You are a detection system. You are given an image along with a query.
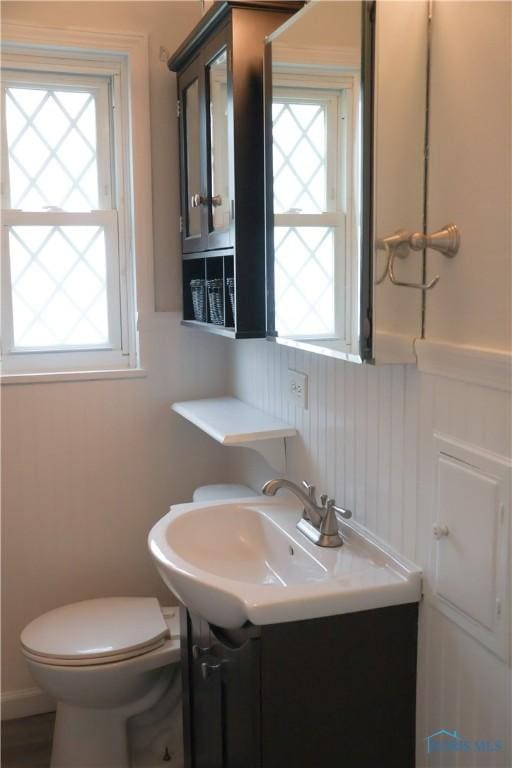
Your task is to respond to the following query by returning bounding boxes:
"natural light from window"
[272,92,339,338]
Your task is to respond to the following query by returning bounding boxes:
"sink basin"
[148,497,421,628]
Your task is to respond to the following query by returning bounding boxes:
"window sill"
[0,368,147,385]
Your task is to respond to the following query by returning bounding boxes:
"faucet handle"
[302,481,317,503]
[319,500,340,536]
[326,498,352,520]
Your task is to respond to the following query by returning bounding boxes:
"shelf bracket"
[236,438,287,474]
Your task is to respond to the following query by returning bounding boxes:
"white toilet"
[20,597,181,768]
[21,485,257,767]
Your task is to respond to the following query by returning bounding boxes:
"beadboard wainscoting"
[228,338,512,768]
[1,312,231,714]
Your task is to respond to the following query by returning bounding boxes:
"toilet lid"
[21,597,170,664]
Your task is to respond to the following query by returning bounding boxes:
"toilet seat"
[21,597,170,667]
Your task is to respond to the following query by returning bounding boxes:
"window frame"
[0,26,153,381]
[272,72,358,344]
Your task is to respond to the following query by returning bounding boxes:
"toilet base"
[49,666,177,768]
[51,702,130,768]
[129,667,183,767]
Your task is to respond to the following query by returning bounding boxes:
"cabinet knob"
[191,193,207,208]
[211,194,223,207]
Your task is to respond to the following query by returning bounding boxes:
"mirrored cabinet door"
[178,29,233,255]
[265,0,370,362]
[204,29,233,251]
[180,64,207,253]
[207,48,231,239]
[265,0,430,364]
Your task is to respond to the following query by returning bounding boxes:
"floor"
[1,712,55,768]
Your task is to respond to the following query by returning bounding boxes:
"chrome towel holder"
[375,224,460,290]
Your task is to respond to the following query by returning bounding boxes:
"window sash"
[1,210,123,359]
[272,86,343,215]
[274,218,346,341]
[1,70,113,213]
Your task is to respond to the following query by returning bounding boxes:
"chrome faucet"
[262,478,323,525]
[261,478,352,548]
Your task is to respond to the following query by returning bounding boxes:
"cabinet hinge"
[179,215,183,233]
[176,99,181,118]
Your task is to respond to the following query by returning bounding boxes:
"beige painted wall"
[2,0,203,312]
[426,1,511,352]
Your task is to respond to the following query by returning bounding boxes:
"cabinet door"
[185,612,261,768]
[179,57,208,253]
[204,29,233,251]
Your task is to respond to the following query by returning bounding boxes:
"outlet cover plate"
[288,369,308,409]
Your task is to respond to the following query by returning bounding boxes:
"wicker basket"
[190,279,206,322]
[207,278,224,325]
[226,277,235,319]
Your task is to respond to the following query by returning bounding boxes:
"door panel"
[206,46,231,248]
[179,58,208,253]
[205,33,233,250]
[185,612,261,768]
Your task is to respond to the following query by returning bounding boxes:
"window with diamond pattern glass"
[272,93,338,338]
[272,100,327,214]
[5,86,101,212]
[2,76,113,351]
[8,225,109,348]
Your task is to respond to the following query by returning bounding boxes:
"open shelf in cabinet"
[183,252,250,337]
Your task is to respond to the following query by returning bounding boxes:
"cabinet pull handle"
[192,644,210,660]
[200,660,223,680]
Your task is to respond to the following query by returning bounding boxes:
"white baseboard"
[1,687,55,721]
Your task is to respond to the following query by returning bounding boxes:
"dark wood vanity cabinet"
[181,603,419,768]
[168,1,301,338]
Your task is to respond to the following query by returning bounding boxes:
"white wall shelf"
[171,396,296,472]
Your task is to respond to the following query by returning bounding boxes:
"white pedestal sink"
[148,497,421,628]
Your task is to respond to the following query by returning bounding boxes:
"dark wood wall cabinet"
[169,1,302,338]
[181,603,419,768]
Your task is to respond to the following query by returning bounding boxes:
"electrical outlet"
[288,369,308,409]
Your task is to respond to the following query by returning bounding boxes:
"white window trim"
[0,23,155,383]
